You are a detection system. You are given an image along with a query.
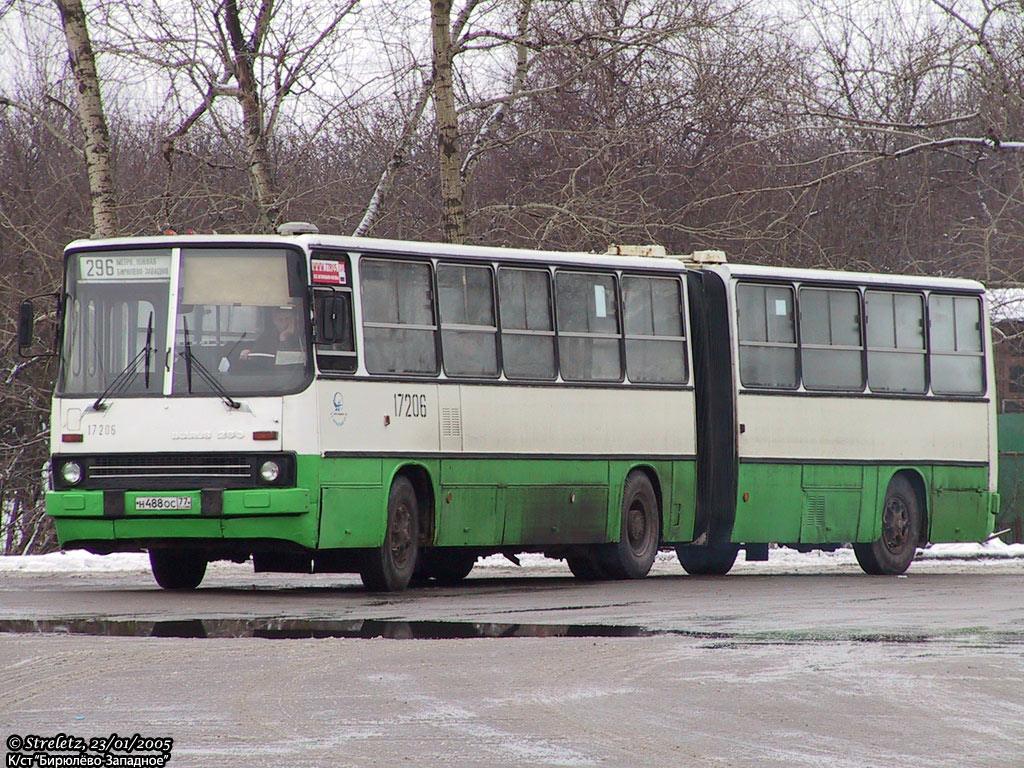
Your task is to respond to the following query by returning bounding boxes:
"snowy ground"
[2,539,1022,575]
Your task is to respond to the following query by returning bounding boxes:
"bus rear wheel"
[149,549,207,590]
[676,542,739,576]
[600,472,660,579]
[854,475,921,576]
[361,476,420,592]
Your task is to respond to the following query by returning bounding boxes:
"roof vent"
[277,221,319,236]
[681,249,727,264]
[606,244,667,259]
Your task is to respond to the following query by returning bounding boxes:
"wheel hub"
[390,504,414,566]
[882,496,910,552]
[627,502,648,551]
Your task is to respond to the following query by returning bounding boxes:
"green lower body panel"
[929,465,996,543]
[430,458,695,548]
[732,461,994,545]
[48,455,699,554]
[320,457,697,549]
[319,485,387,548]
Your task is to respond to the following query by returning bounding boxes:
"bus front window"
[172,248,311,396]
[58,250,172,397]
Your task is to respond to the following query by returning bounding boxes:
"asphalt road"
[3,554,1024,767]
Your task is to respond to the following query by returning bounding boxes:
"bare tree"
[378,0,738,245]
[352,83,433,237]
[222,0,278,232]
[55,0,118,237]
[696,0,1024,276]
[430,0,469,244]
[110,0,358,233]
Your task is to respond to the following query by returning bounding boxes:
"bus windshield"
[58,246,312,398]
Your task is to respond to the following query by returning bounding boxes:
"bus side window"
[555,271,622,382]
[865,290,926,393]
[497,267,556,380]
[737,283,798,389]
[622,275,687,384]
[314,289,356,373]
[437,263,498,377]
[799,287,864,391]
[929,294,984,395]
[361,258,439,375]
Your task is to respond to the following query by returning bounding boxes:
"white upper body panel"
[52,397,284,454]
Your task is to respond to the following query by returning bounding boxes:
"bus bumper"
[46,488,316,550]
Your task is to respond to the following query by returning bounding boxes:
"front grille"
[91,454,252,481]
[53,453,295,491]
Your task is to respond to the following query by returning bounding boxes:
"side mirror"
[17,300,34,350]
[16,292,61,358]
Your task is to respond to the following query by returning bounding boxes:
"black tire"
[415,549,476,585]
[149,549,207,590]
[566,549,608,581]
[854,474,922,576]
[360,476,420,592]
[676,542,739,576]
[600,472,660,580]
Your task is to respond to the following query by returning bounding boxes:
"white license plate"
[135,496,193,511]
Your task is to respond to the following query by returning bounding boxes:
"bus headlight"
[259,460,281,484]
[61,461,83,486]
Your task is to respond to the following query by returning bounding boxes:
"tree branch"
[352,78,433,237]
[0,95,83,157]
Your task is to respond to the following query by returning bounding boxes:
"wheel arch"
[389,463,436,546]
[886,467,929,545]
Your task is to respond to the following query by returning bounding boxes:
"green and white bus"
[22,226,999,590]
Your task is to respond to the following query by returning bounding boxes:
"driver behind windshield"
[219,304,303,373]
[240,304,301,361]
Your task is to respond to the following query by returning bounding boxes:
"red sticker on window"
[312,259,346,285]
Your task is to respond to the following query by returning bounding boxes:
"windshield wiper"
[180,319,240,410]
[143,312,153,389]
[92,312,155,411]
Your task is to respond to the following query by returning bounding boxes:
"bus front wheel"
[361,476,420,592]
[600,472,660,579]
[149,549,207,590]
[854,475,921,576]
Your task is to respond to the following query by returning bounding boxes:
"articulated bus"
[20,226,998,590]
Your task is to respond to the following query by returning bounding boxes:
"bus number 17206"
[393,393,428,418]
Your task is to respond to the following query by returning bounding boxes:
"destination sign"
[312,258,347,285]
[78,254,172,282]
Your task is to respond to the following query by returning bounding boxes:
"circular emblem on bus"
[331,392,347,426]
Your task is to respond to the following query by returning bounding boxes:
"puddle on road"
[0,617,670,640]
[3,619,1004,646]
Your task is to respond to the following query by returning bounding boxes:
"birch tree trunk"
[54,0,118,238]
[224,0,279,233]
[352,82,433,237]
[460,0,532,184]
[430,0,466,244]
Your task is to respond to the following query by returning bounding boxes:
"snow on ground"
[0,550,151,573]
[918,539,1024,559]
[1,540,1022,574]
